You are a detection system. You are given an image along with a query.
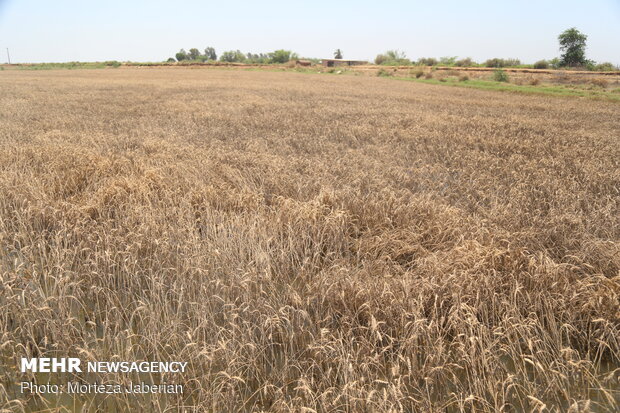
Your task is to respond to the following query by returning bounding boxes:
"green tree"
[334,49,343,59]
[188,48,201,60]
[269,50,298,64]
[175,49,188,61]
[558,28,588,67]
[204,47,217,61]
[220,50,246,63]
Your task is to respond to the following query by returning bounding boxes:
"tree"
[188,48,201,60]
[175,49,188,61]
[166,57,176,63]
[220,50,246,63]
[204,47,217,61]
[269,50,298,64]
[334,49,343,59]
[558,28,588,67]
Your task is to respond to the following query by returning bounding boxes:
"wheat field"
[0,68,619,412]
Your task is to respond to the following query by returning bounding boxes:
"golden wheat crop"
[0,68,619,412]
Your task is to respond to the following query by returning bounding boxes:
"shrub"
[166,57,176,63]
[549,58,561,69]
[455,57,475,67]
[485,58,521,68]
[246,53,270,64]
[485,58,502,68]
[595,62,616,71]
[459,74,469,81]
[529,78,540,85]
[417,57,438,66]
[412,69,424,78]
[376,68,392,77]
[374,54,387,65]
[375,50,410,66]
[103,61,121,68]
[439,56,457,66]
[533,60,549,69]
[424,72,433,79]
[493,69,509,82]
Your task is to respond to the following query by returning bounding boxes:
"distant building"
[321,59,367,68]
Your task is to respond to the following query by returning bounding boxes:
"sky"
[0,0,618,64]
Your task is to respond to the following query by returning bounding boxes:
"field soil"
[1,68,619,412]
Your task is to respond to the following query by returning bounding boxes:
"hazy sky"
[0,0,618,64]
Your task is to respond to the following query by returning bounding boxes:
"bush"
[417,57,438,66]
[376,68,392,77]
[374,54,387,65]
[595,62,616,71]
[439,56,457,66]
[529,78,541,85]
[493,69,509,82]
[455,57,475,67]
[533,60,549,69]
[459,74,469,81]
[166,58,176,63]
[424,72,433,79]
[485,58,502,67]
[375,50,410,66]
[412,69,424,78]
[549,58,561,69]
[103,61,121,68]
[485,58,521,68]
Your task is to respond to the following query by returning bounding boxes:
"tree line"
[373,28,617,71]
[168,29,617,71]
[170,48,299,64]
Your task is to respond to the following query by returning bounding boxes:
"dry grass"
[0,68,619,412]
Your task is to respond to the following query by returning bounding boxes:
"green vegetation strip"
[397,76,620,102]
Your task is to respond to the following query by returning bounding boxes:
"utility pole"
[6,48,10,64]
